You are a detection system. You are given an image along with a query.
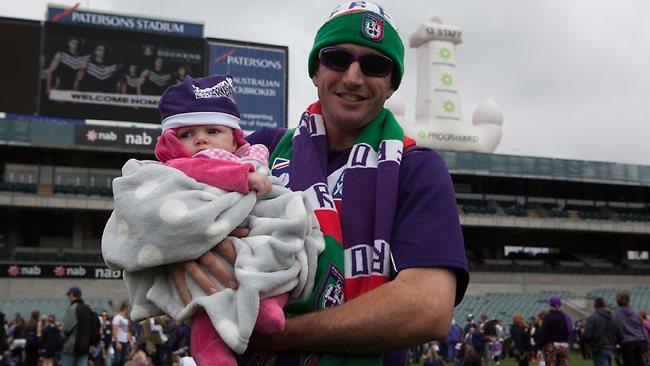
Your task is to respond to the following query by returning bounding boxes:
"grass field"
[410,353,595,366]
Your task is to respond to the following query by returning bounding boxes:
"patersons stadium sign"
[0,263,122,279]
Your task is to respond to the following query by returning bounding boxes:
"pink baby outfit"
[159,130,270,194]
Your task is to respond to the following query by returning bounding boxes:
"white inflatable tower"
[395,15,503,153]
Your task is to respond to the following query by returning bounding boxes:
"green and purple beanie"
[308,1,405,90]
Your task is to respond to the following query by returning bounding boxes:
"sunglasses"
[318,46,393,77]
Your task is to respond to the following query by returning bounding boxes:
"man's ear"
[386,87,395,100]
[311,64,320,87]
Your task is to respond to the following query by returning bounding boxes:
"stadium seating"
[457,198,497,215]
[456,198,650,223]
[0,182,38,193]
[565,204,612,220]
[609,206,650,222]
[0,298,112,321]
[12,248,104,264]
[586,286,650,312]
[499,201,528,217]
[453,290,576,324]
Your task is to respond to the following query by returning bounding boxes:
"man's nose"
[342,61,364,86]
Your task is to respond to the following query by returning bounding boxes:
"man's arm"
[582,319,592,343]
[251,267,456,353]
[112,318,123,350]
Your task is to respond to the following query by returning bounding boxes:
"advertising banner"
[41,22,204,123]
[207,39,288,132]
[47,4,204,38]
[75,124,160,150]
[0,262,122,280]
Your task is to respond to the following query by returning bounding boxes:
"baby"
[153,74,288,366]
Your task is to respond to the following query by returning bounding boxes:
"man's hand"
[248,172,272,196]
[115,341,123,351]
[170,227,248,305]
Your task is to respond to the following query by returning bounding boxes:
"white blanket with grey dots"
[101,159,324,354]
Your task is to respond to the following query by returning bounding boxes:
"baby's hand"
[247,172,272,196]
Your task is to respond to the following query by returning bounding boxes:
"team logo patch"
[361,12,384,42]
[193,76,235,102]
[315,263,345,310]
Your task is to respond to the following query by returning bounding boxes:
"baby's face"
[177,125,237,155]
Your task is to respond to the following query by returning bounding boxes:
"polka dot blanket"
[102,159,324,354]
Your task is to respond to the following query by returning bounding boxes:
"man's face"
[177,125,236,155]
[311,43,394,135]
[94,45,106,58]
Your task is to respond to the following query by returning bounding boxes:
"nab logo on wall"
[75,125,160,149]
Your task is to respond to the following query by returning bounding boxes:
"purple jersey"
[246,127,469,365]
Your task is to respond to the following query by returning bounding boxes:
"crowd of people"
[0,287,193,366]
[409,292,650,366]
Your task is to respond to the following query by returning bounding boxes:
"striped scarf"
[270,101,415,365]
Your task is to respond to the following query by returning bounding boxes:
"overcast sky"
[3,0,650,165]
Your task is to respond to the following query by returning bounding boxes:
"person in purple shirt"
[611,291,648,366]
[539,296,573,366]
[167,1,469,365]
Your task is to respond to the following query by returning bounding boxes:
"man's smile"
[336,92,367,103]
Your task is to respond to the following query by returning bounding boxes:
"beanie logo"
[361,12,384,42]
[192,76,236,102]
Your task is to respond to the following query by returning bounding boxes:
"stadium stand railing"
[11,247,104,264]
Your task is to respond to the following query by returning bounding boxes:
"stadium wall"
[0,278,128,311]
[468,271,650,296]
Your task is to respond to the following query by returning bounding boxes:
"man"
[444,319,463,365]
[538,296,572,366]
[112,303,130,366]
[611,291,648,366]
[62,286,91,366]
[583,298,621,366]
[171,2,468,365]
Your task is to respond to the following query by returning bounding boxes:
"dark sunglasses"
[318,46,393,77]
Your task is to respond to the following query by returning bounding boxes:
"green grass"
[411,354,595,366]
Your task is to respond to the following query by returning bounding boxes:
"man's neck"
[324,121,359,150]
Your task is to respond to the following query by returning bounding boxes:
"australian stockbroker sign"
[47,4,204,38]
[208,39,288,132]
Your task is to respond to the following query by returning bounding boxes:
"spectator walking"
[22,310,41,366]
[62,286,92,366]
[538,296,572,366]
[584,297,621,366]
[423,346,445,366]
[112,303,130,366]
[99,310,113,366]
[576,319,591,360]
[445,319,464,365]
[511,313,532,366]
[611,291,648,366]
[41,314,63,366]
